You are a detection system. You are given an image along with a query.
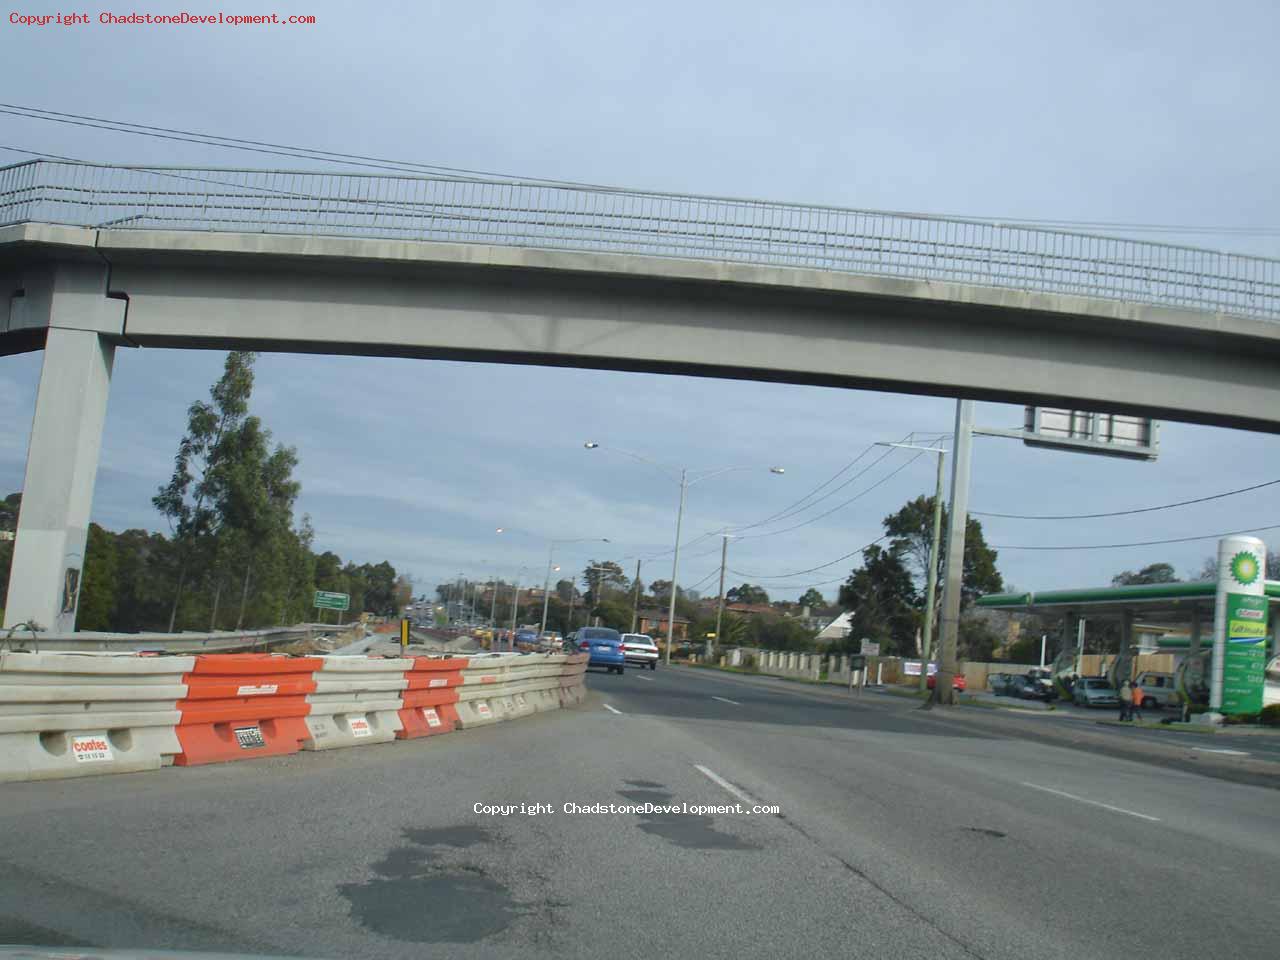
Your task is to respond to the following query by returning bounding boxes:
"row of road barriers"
[0,649,589,782]
[729,649,881,685]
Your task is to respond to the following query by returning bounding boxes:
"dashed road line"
[711,695,741,705]
[1020,782,1160,822]
[694,764,760,806]
[603,704,623,715]
[1192,747,1249,756]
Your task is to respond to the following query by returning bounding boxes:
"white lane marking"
[1192,747,1249,756]
[1020,782,1161,822]
[711,695,741,705]
[694,764,760,806]
[634,674,654,681]
[603,704,623,715]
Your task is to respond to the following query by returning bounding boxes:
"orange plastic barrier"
[397,656,469,739]
[174,654,322,765]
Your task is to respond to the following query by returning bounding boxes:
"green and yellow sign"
[1222,592,1268,714]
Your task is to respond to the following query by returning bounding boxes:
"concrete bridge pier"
[4,261,122,632]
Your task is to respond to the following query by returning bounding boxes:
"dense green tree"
[1111,562,1179,586]
[838,545,919,655]
[0,492,19,530]
[153,351,257,631]
[77,523,118,631]
[883,495,1003,608]
[798,588,825,609]
[726,583,770,605]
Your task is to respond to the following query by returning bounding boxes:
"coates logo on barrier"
[71,735,113,762]
[348,717,372,738]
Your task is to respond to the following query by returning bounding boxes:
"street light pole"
[540,543,556,636]
[539,537,608,636]
[583,441,783,666]
[665,469,687,665]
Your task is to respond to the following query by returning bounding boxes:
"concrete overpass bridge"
[3,159,1280,631]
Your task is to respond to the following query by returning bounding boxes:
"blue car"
[577,626,625,674]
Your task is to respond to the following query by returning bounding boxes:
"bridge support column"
[4,263,123,633]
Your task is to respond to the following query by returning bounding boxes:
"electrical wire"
[990,522,1280,551]
[0,103,612,187]
[734,450,929,540]
[728,536,888,581]
[973,478,1280,520]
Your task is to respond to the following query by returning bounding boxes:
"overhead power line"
[990,522,1280,551]
[735,449,929,540]
[0,103,610,187]
[729,536,888,581]
[973,478,1280,521]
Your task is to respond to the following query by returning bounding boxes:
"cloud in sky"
[3,0,1279,600]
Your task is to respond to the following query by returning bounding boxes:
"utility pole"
[713,535,730,660]
[875,439,947,694]
[919,449,946,692]
[665,469,687,665]
[630,559,642,633]
[935,399,974,705]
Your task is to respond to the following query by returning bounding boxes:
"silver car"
[1072,678,1120,708]
[620,633,659,669]
[1133,671,1178,709]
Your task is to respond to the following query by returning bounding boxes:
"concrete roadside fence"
[0,649,589,783]
[0,651,193,781]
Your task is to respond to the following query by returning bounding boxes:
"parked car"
[1133,671,1178,709]
[989,673,1014,696]
[576,626,625,674]
[620,633,659,669]
[1072,678,1120,708]
[1006,675,1054,701]
[927,672,967,691]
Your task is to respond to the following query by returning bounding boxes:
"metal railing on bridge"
[2,158,1278,321]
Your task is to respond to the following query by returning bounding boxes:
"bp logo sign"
[1230,551,1260,586]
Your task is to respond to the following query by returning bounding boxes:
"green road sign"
[313,590,350,612]
[1222,591,1268,714]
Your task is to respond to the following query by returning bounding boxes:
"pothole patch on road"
[340,824,528,944]
[617,782,760,851]
[961,826,1007,838]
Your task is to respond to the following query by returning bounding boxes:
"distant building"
[815,611,854,644]
[636,609,689,640]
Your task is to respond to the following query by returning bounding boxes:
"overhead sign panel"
[1021,407,1159,461]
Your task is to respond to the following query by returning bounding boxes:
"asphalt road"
[1,664,1277,959]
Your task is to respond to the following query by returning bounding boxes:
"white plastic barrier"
[0,652,194,782]
[302,656,409,750]
[455,654,570,728]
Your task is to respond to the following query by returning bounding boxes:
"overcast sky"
[3,1,1279,602]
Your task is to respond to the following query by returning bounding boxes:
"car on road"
[1072,678,1120,708]
[539,630,563,650]
[576,627,625,673]
[514,629,539,651]
[1004,675,1054,701]
[1133,671,1178,709]
[620,633,659,669]
[927,672,967,691]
